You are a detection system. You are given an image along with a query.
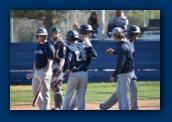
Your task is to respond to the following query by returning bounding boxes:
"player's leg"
[99,91,118,110]
[51,83,63,109]
[117,72,132,110]
[38,69,52,110]
[51,72,64,110]
[62,72,79,110]
[130,73,138,110]
[32,71,43,110]
[116,79,123,110]
[75,71,88,110]
[69,92,76,110]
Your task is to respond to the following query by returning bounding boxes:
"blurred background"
[10,10,160,42]
[10,10,160,83]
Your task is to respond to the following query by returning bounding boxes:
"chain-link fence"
[10,10,160,42]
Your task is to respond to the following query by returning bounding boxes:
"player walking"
[62,30,97,110]
[32,28,55,110]
[100,27,134,110]
[49,27,66,110]
[99,25,141,110]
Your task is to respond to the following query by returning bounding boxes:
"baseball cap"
[131,25,141,33]
[108,27,124,35]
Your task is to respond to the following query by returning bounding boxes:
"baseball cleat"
[99,104,107,110]
[51,108,61,110]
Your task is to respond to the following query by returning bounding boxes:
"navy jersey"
[129,41,135,58]
[53,41,66,64]
[65,42,97,72]
[113,39,135,58]
[35,41,55,68]
[112,41,134,78]
[114,40,135,57]
[62,42,70,73]
[78,39,95,66]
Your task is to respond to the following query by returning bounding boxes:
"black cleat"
[99,104,107,110]
[51,108,61,110]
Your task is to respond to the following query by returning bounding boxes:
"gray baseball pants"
[32,68,52,110]
[100,71,138,110]
[62,71,88,110]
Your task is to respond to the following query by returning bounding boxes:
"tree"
[10,10,66,42]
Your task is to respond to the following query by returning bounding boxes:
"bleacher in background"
[10,41,160,84]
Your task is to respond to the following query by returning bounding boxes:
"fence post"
[150,10,153,19]
[144,10,147,27]
[11,15,14,43]
[66,11,70,33]
[98,10,105,41]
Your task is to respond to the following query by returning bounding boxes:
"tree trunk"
[43,10,56,40]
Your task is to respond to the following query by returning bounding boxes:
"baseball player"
[62,30,97,110]
[100,27,134,110]
[69,24,96,110]
[99,25,141,110]
[49,27,66,110]
[31,28,55,110]
[126,25,141,110]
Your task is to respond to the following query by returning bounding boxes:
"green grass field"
[10,81,160,105]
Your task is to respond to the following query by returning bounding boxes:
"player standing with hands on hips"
[101,27,134,110]
[62,30,97,110]
[31,28,55,110]
[49,27,66,110]
[99,25,141,110]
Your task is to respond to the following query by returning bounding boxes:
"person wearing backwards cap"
[101,27,134,110]
[100,26,141,110]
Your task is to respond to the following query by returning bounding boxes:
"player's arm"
[112,47,125,79]
[55,58,65,76]
[63,48,73,73]
[57,43,66,75]
[58,58,65,70]
[59,43,66,69]
[86,46,97,58]
[45,42,55,73]
[33,61,36,73]
[45,59,53,72]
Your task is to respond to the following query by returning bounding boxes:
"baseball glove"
[52,68,62,77]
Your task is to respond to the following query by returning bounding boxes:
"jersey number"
[75,50,86,61]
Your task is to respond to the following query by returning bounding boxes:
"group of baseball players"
[27,22,141,110]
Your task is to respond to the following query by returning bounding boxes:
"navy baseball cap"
[109,27,124,35]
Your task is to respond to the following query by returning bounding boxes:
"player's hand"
[110,76,115,82]
[26,73,34,80]
[58,37,63,41]
[106,48,114,54]
[85,39,92,47]
[56,68,62,76]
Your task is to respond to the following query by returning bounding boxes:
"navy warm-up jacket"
[112,40,134,78]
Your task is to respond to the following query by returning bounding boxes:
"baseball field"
[10,81,160,110]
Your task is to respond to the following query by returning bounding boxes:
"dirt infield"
[10,99,160,110]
